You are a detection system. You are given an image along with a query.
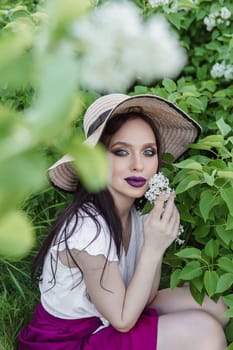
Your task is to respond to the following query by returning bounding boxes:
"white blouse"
[40,205,144,327]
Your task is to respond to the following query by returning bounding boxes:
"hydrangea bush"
[0,0,233,348]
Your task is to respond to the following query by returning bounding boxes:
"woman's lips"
[125,176,147,188]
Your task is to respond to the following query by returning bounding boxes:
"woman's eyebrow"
[110,141,157,147]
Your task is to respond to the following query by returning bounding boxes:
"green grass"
[0,268,38,350]
[0,187,69,350]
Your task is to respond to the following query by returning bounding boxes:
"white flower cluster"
[145,172,172,203]
[211,62,233,80]
[204,7,231,31]
[71,1,186,92]
[148,0,199,11]
[145,172,185,245]
[148,0,169,8]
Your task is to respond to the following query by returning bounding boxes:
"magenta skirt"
[18,304,158,350]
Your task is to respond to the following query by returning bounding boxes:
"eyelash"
[112,148,156,157]
[144,149,156,156]
[112,149,128,156]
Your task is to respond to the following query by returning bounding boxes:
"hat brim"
[49,94,201,192]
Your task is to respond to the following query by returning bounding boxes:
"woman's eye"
[113,149,128,156]
[144,148,156,156]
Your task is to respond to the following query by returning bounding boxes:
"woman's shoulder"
[55,203,118,260]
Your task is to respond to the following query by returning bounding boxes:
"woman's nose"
[131,154,143,171]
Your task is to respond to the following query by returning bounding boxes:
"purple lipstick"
[125,176,147,188]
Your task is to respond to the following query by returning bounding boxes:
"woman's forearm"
[117,245,163,331]
[147,258,162,305]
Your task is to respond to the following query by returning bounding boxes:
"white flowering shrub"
[211,61,233,80]
[0,0,233,347]
[148,0,200,12]
[71,1,186,91]
[204,6,231,31]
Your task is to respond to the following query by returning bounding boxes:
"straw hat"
[49,93,201,192]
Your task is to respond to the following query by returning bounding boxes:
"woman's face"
[107,117,158,209]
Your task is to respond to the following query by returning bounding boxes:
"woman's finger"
[160,192,175,222]
[151,192,167,218]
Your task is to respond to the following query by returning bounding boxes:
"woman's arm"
[74,193,180,332]
[147,257,162,306]
[76,244,161,332]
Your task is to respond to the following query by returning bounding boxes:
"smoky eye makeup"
[143,148,157,156]
[111,148,128,156]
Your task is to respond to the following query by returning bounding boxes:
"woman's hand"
[143,192,180,255]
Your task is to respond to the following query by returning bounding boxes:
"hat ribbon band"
[87,109,112,137]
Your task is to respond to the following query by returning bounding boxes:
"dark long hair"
[32,109,162,287]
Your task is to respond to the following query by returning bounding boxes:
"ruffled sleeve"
[54,209,119,262]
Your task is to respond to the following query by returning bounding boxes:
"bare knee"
[157,310,227,350]
[188,310,227,350]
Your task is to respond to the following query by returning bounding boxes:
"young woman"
[18,94,228,350]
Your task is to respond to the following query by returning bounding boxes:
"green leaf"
[189,282,205,305]
[190,135,225,151]
[68,141,108,192]
[191,276,204,292]
[199,190,217,222]
[226,214,233,230]
[218,257,233,273]
[225,319,233,343]
[200,80,216,92]
[220,188,233,216]
[216,273,233,294]
[179,261,203,280]
[224,308,233,318]
[217,170,233,181]
[216,226,233,245]
[175,175,200,194]
[170,269,181,289]
[186,97,204,112]
[134,85,149,94]
[0,25,33,69]
[141,201,153,215]
[167,13,181,29]
[204,239,218,258]
[223,294,233,307]
[26,51,80,138]
[167,92,180,103]
[193,225,210,240]
[45,0,89,28]
[0,51,33,89]
[0,211,35,259]
[175,247,202,259]
[180,85,199,96]
[0,151,47,214]
[204,270,218,297]
[227,342,233,350]
[202,172,215,187]
[174,159,202,171]
[216,118,231,137]
[162,78,177,93]
[208,159,226,170]
[177,0,197,9]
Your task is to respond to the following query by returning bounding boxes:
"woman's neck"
[114,204,133,254]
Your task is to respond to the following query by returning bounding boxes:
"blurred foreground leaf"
[0,210,35,259]
[68,139,109,192]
